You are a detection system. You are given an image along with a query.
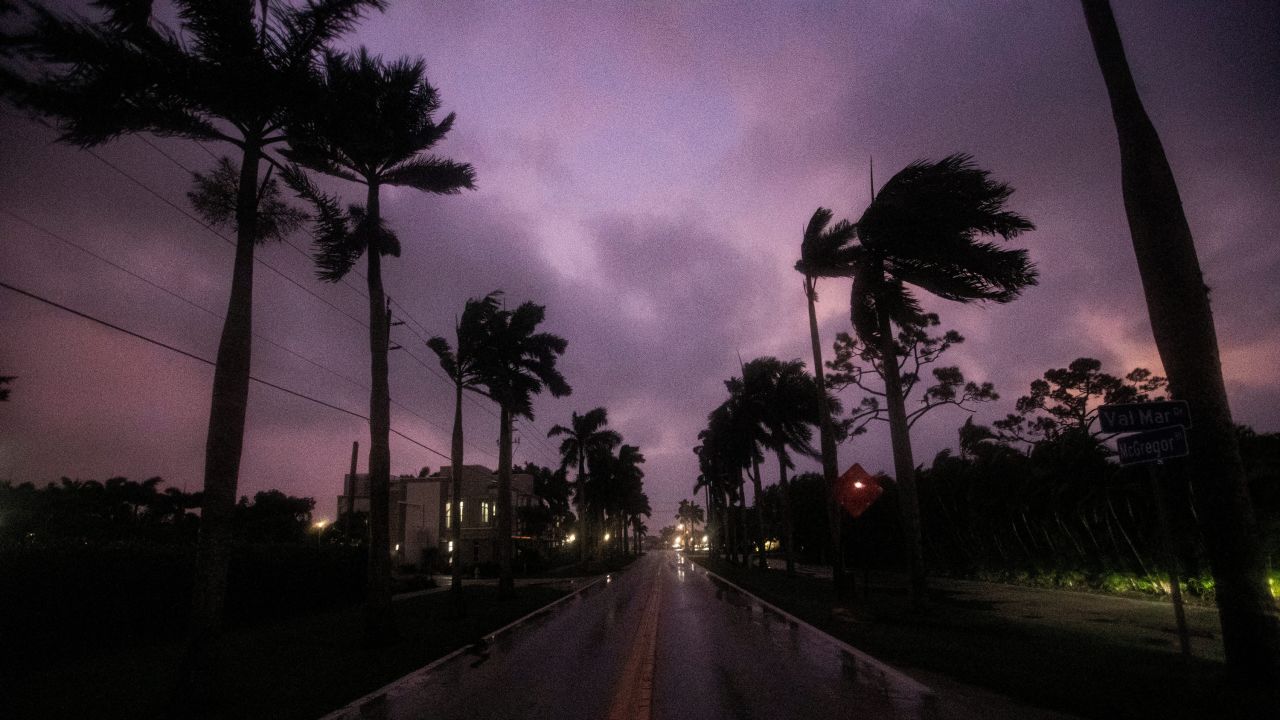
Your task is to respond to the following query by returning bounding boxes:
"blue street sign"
[1098,401,1191,434]
[1116,425,1189,465]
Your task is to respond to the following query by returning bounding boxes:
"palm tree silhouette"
[1081,0,1280,679]
[548,408,621,561]
[2,0,385,685]
[285,47,475,637]
[428,292,502,611]
[477,300,571,598]
[814,154,1037,606]
[795,207,858,597]
[739,357,834,577]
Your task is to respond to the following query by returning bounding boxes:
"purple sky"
[1,1,1278,526]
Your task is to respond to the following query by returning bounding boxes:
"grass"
[695,556,1277,720]
[6,585,568,720]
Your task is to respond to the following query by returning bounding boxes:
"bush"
[0,540,366,670]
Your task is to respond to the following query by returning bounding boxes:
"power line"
[0,279,451,462]
[1,207,499,464]
[6,109,562,467]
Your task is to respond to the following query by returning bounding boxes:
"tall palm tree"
[613,444,646,556]
[740,357,833,577]
[548,408,621,560]
[427,292,501,610]
[724,375,771,569]
[1081,0,1280,680]
[1,0,384,683]
[285,47,474,637]
[816,155,1037,607]
[477,300,571,598]
[795,208,858,598]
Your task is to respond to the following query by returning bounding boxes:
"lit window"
[482,501,491,524]
[445,502,451,528]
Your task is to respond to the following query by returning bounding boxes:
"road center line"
[606,565,664,720]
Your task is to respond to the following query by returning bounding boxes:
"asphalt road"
[321,550,934,720]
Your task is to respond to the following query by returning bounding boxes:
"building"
[336,465,538,570]
[337,471,446,569]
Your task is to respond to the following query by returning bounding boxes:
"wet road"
[321,551,934,720]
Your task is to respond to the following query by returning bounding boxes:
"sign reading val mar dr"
[1097,401,1190,434]
[1098,400,1192,466]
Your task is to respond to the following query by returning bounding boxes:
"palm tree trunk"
[576,456,587,565]
[1082,0,1280,680]
[877,310,926,607]
[449,378,464,610]
[749,455,767,570]
[496,406,515,599]
[776,448,796,577]
[182,141,261,700]
[364,182,394,641]
[804,277,848,599]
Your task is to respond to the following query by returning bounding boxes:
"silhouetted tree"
[548,408,621,560]
[285,47,475,639]
[1082,0,1280,679]
[808,155,1037,607]
[993,357,1166,445]
[0,375,13,401]
[477,300,571,597]
[737,357,834,576]
[429,292,501,608]
[795,207,858,598]
[1,0,385,694]
[827,315,1000,520]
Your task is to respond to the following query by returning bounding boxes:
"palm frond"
[381,155,476,193]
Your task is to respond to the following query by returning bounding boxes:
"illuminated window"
[445,502,451,528]
[482,501,491,524]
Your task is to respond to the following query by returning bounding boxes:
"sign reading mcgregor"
[1116,425,1190,465]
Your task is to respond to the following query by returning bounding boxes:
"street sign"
[836,463,883,519]
[1098,400,1191,434]
[1116,425,1189,465]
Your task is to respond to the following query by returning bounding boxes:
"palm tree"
[285,47,474,637]
[795,208,858,598]
[813,155,1037,607]
[739,357,832,577]
[1,0,384,682]
[675,499,705,550]
[723,375,771,569]
[548,408,621,561]
[427,292,501,610]
[1081,0,1280,680]
[613,444,646,556]
[477,300,571,598]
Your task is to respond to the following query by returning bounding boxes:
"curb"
[317,576,607,720]
[697,562,938,714]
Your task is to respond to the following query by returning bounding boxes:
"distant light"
[853,481,865,489]
[566,533,577,544]
[701,534,708,543]
[678,523,684,531]
[394,543,401,552]
[312,519,329,530]
[603,532,611,542]
[448,541,454,553]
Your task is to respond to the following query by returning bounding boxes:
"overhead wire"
[0,279,451,461]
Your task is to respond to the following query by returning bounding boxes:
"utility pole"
[346,440,359,542]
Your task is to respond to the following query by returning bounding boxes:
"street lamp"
[312,518,330,550]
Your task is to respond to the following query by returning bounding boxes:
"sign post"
[1098,400,1193,658]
